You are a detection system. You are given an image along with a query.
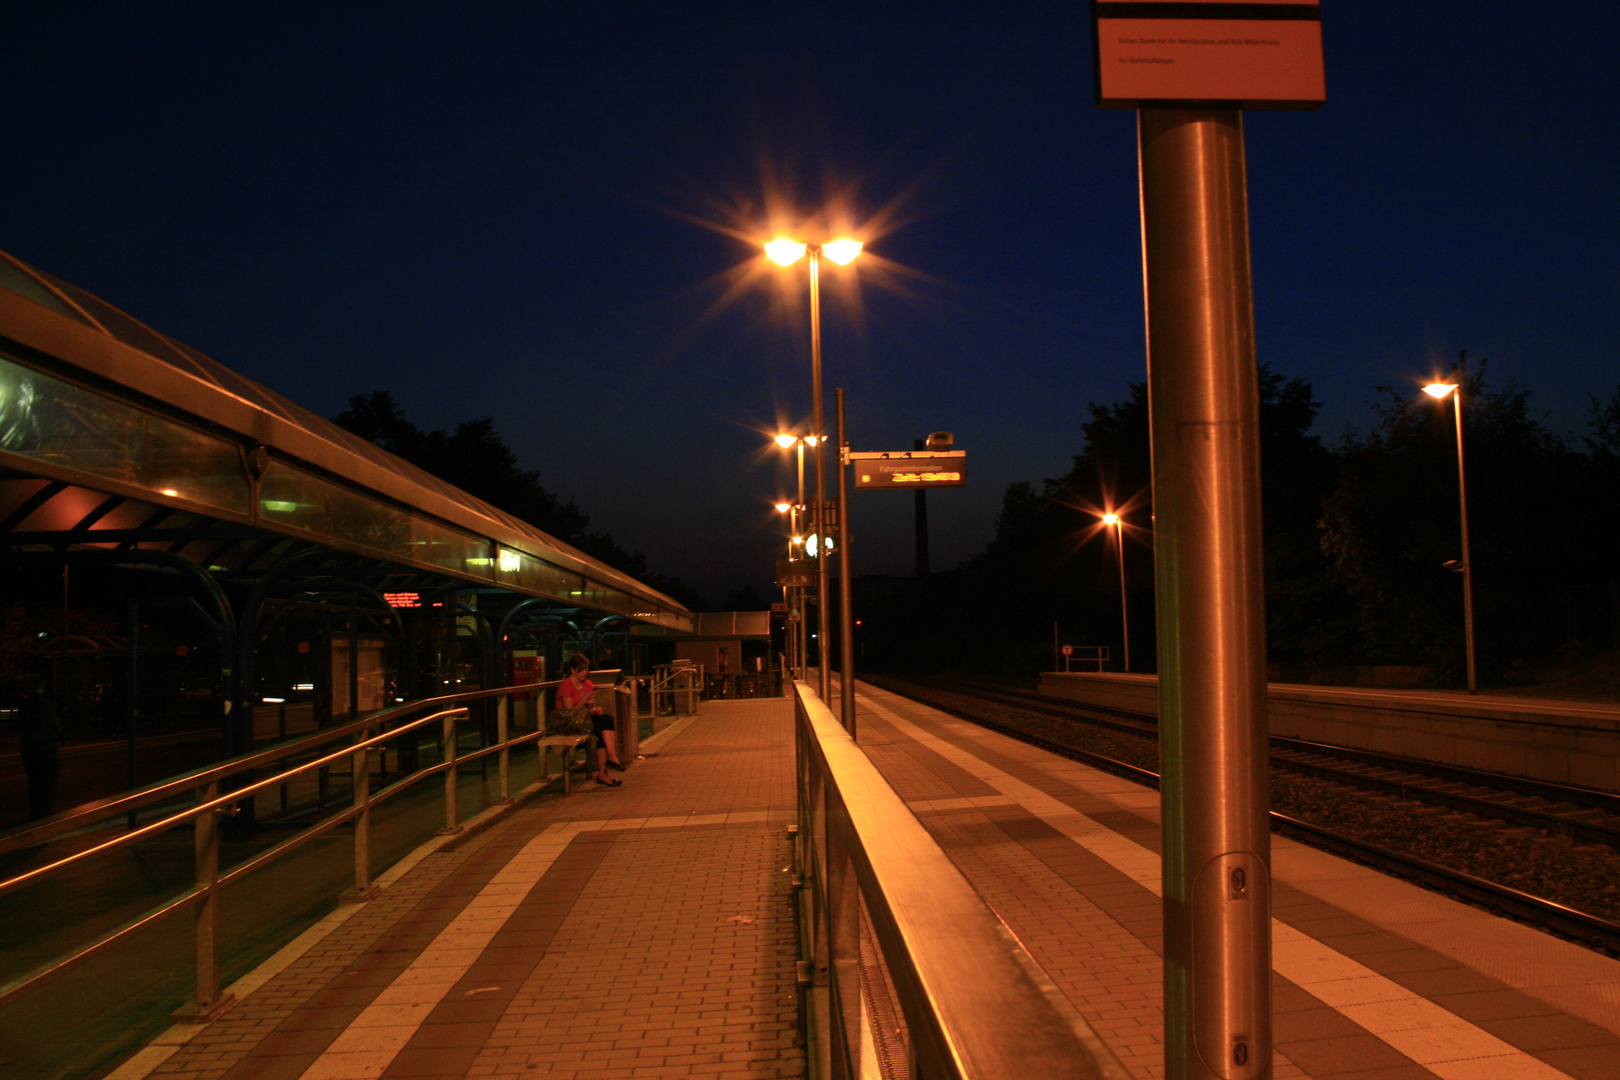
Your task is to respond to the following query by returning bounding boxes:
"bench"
[538,682,617,793]
[538,733,593,794]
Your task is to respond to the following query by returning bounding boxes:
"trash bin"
[614,684,637,759]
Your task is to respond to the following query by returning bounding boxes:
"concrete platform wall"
[1038,672,1620,792]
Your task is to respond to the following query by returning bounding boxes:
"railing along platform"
[0,674,624,1031]
[793,681,1130,1079]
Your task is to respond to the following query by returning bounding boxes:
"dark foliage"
[882,366,1338,682]
[334,392,709,611]
[1320,359,1607,677]
[861,359,1616,689]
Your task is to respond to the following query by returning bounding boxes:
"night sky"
[3,3,1616,606]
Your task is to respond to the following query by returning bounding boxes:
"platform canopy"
[0,249,692,633]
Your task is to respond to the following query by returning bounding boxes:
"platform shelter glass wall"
[0,350,248,515]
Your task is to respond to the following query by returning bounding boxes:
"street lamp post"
[1103,512,1130,672]
[774,502,799,679]
[1424,381,1478,693]
[766,237,862,705]
[774,433,814,681]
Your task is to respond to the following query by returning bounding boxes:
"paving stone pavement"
[851,681,1620,1080]
[134,698,804,1080]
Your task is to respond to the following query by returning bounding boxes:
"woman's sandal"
[595,777,622,786]
[607,761,627,772]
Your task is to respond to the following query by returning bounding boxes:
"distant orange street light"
[1102,512,1130,672]
[1423,380,1476,692]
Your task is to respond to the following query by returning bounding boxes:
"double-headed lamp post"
[1102,512,1131,673]
[1424,380,1478,693]
[766,237,862,703]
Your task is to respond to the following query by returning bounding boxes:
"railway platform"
[109,698,804,1080]
[850,678,1620,1080]
[87,680,1620,1080]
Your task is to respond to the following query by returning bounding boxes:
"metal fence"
[792,682,1131,1079]
[0,677,587,1025]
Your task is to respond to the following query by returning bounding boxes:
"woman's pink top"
[557,675,595,709]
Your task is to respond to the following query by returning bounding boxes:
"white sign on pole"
[1093,0,1325,110]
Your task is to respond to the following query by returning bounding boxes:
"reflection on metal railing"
[792,682,1131,1079]
[0,679,577,1021]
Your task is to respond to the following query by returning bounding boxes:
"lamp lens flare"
[774,433,797,448]
[822,238,863,265]
[1423,382,1459,399]
[765,239,808,266]
[774,502,791,513]
[1102,513,1120,526]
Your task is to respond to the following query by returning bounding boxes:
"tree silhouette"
[334,392,708,610]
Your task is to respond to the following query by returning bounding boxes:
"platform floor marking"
[297,820,585,1080]
[295,810,774,1080]
[861,690,1578,1080]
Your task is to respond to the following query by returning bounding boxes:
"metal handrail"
[0,678,581,855]
[792,682,1131,1079]
[0,706,463,900]
[0,678,589,1016]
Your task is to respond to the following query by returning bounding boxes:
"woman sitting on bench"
[558,653,627,786]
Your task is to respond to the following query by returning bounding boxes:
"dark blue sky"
[3,3,1616,604]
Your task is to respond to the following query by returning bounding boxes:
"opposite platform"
[121,698,804,1080]
[849,679,1620,1080]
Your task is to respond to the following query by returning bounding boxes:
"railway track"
[903,676,1620,848]
[866,673,1620,956]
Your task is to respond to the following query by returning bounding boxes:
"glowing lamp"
[822,238,863,265]
[1102,513,1120,526]
[1423,382,1458,399]
[765,239,808,266]
[774,502,791,513]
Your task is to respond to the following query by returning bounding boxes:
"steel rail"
[1270,735,1620,814]
[1269,813,1620,957]
[1268,753,1620,848]
[871,677,1620,957]
[884,675,1620,847]
[912,677,1620,810]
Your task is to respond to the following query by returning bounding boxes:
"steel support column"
[810,252,832,704]
[1139,108,1272,1080]
[835,389,856,736]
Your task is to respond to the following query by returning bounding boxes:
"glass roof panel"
[42,275,213,378]
[0,254,93,326]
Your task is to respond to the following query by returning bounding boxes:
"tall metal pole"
[1114,519,1131,673]
[809,249,831,703]
[1451,393,1478,693]
[797,440,807,682]
[836,390,856,736]
[1139,108,1271,1080]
